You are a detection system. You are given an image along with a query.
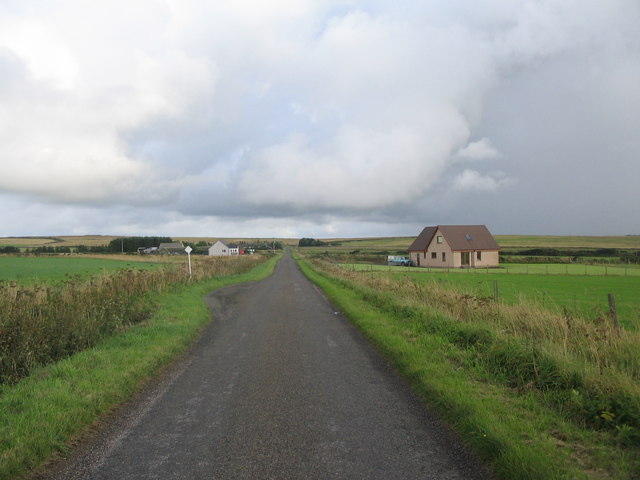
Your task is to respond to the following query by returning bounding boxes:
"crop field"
[0,235,117,248]
[0,255,165,285]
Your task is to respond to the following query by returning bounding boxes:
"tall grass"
[300,255,640,476]
[0,255,266,385]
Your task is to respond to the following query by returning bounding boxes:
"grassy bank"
[0,254,280,480]
[296,254,640,479]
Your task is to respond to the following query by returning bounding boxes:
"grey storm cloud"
[0,0,639,237]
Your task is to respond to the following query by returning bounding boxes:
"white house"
[208,240,239,256]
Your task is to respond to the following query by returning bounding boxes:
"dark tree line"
[298,238,327,247]
[107,236,173,253]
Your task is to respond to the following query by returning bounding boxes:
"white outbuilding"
[208,240,239,256]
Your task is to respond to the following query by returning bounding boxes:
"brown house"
[408,225,500,268]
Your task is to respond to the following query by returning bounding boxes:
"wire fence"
[340,262,640,277]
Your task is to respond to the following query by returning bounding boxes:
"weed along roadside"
[294,253,640,479]
[0,254,281,480]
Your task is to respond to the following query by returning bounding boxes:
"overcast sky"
[1,0,638,239]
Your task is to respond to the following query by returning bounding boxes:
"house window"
[423,252,426,259]
[431,252,437,259]
[437,236,443,244]
[442,252,446,262]
[477,251,482,261]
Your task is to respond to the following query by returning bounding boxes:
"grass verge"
[0,254,280,480]
[295,254,640,479]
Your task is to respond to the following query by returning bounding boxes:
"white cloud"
[0,1,215,204]
[452,169,511,192]
[0,0,638,235]
[455,138,500,161]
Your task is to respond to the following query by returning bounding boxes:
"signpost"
[185,245,192,276]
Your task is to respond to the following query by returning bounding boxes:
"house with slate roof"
[408,225,500,268]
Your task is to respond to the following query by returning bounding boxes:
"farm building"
[157,242,185,255]
[408,225,500,268]
[208,240,239,256]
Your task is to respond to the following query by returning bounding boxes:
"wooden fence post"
[494,280,499,302]
[608,293,620,335]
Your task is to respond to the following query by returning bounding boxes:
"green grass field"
[405,271,640,330]
[339,263,640,330]
[0,256,163,285]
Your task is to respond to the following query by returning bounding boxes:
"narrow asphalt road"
[44,252,494,480]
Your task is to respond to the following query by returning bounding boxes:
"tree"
[298,238,326,247]
[108,236,173,253]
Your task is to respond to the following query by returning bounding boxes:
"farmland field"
[0,255,164,285]
[0,236,299,253]
[298,234,640,254]
[339,263,640,329]
[0,235,117,249]
[495,234,640,249]
[404,270,640,330]
[2,233,638,251]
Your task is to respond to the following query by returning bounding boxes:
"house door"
[461,252,470,266]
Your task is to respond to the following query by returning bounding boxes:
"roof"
[408,225,500,252]
[210,241,238,248]
[407,226,437,251]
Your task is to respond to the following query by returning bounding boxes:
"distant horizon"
[2,232,639,241]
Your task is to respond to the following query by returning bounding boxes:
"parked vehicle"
[387,255,411,266]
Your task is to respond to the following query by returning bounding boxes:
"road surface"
[43,252,494,479]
